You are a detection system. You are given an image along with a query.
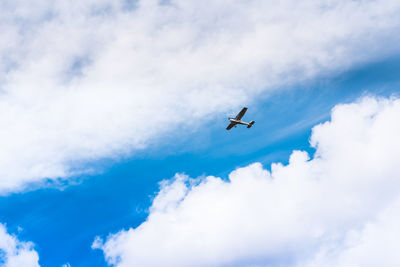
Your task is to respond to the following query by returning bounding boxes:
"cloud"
[1,0,400,192]
[94,97,400,266]
[0,224,40,267]
[307,197,400,267]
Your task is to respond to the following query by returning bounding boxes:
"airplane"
[226,107,255,130]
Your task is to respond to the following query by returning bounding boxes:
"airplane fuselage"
[229,118,252,126]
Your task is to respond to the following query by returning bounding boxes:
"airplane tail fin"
[247,121,255,128]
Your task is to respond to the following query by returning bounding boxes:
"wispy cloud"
[1,0,400,192]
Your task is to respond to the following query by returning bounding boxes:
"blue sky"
[2,1,400,266]
[1,55,400,266]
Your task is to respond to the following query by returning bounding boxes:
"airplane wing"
[235,107,247,120]
[226,123,236,130]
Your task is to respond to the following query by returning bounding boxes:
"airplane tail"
[247,121,255,128]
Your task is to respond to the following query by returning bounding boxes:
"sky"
[1,0,400,266]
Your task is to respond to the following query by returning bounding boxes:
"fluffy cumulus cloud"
[1,0,400,192]
[0,224,40,267]
[95,97,400,267]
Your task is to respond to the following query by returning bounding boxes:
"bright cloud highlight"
[1,0,400,192]
[95,97,400,266]
[0,224,40,267]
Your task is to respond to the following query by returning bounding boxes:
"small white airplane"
[226,107,255,130]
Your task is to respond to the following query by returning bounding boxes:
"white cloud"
[0,223,40,267]
[307,197,400,267]
[1,0,400,192]
[94,97,400,267]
